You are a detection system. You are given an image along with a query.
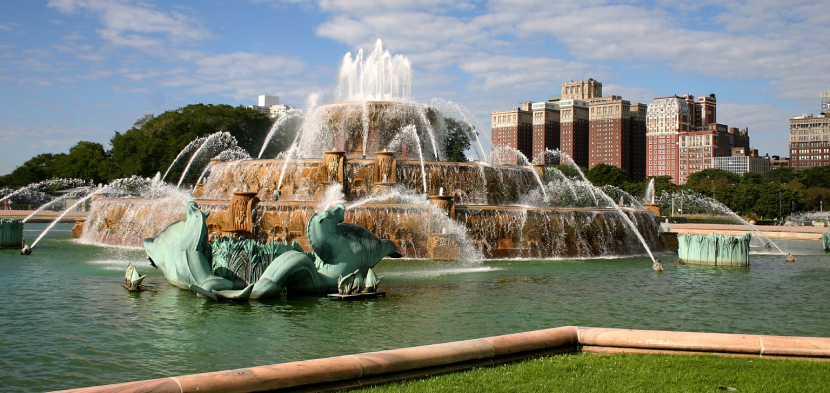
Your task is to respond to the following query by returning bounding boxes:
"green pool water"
[1,223,829,392]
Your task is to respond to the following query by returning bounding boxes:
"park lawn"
[353,352,830,393]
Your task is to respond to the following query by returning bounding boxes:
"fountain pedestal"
[71,218,85,238]
[643,203,661,217]
[192,183,205,199]
[428,233,461,260]
[0,219,23,248]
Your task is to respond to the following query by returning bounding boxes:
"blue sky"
[2,0,828,175]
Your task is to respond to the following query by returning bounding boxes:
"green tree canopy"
[685,169,740,193]
[0,153,65,188]
[586,163,630,188]
[443,117,473,162]
[52,141,111,183]
[797,165,830,188]
[109,104,273,178]
[764,167,798,185]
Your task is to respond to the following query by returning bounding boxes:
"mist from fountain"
[336,39,412,103]
[403,125,428,192]
[161,137,207,183]
[22,188,92,223]
[491,145,549,203]
[644,178,656,204]
[543,149,598,206]
[659,192,786,254]
[193,147,253,191]
[430,98,486,162]
[0,179,90,205]
[317,182,346,213]
[601,185,645,210]
[176,132,238,188]
[257,109,304,159]
[31,186,103,249]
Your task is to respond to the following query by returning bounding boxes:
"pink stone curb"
[51,326,830,393]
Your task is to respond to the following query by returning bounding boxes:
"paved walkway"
[664,223,829,240]
[0,210,87,223]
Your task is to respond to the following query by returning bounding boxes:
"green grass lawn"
[353,353,830,393]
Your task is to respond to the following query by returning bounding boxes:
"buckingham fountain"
[76,41,671,298]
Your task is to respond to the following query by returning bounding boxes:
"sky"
[1,0,828,175]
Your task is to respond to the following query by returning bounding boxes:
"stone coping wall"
[52,326,830,393]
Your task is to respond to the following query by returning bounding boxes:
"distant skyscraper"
[588,95,631,173]
[628,103,648,181]
[646,96,688,182]
[789,93,830,169]
[531,102,561,163]
[647,94,750,184]
[491,103,534,164]
[558,98,590,168]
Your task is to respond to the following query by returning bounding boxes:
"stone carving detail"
[228,191,258,234]
[323,151,345,184]
[374,152,397,183]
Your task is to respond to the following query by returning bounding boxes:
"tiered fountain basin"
[197,157,543,204]
[83,154,669,259]
[318,101,442,160]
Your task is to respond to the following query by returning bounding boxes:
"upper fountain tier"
[315,100,443,160]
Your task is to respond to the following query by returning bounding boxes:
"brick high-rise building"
[628,103,648,181]
[531,102,561,164]
[647,94,750,184]
[789,93,830,169]
[588,95,631,172]
[491,103,533,164]
[561,78,602,101]
[559,99,590,167]
[646,96,689,182]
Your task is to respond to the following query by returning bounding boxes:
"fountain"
[823,232,829,252]
[81,40,670,262]
[677,233,751,267]
[0,219,23,248]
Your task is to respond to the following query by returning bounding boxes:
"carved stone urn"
[322,151,346,184]
[222,191,259,239]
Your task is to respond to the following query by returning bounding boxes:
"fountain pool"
[2,225,829,392]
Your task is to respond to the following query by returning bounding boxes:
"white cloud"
[47,0,215,50]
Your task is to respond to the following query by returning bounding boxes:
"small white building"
[712,147,769,176]
[246,95,293,118]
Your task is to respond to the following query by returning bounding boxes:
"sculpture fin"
[189,284,219,301]
[213,284,254,300]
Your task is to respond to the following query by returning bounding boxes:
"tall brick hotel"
[492,79,752,184]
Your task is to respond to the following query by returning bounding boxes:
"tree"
[797,165,830,189]
[625,176,677,202]
[686,169,740,192]
[443,117,472,162]
[109,104,273,178]
[740,172,763,185]
[52,141,111,183]
[0,153,65,188]
[586,163,630,188]
[764,167,798,185]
